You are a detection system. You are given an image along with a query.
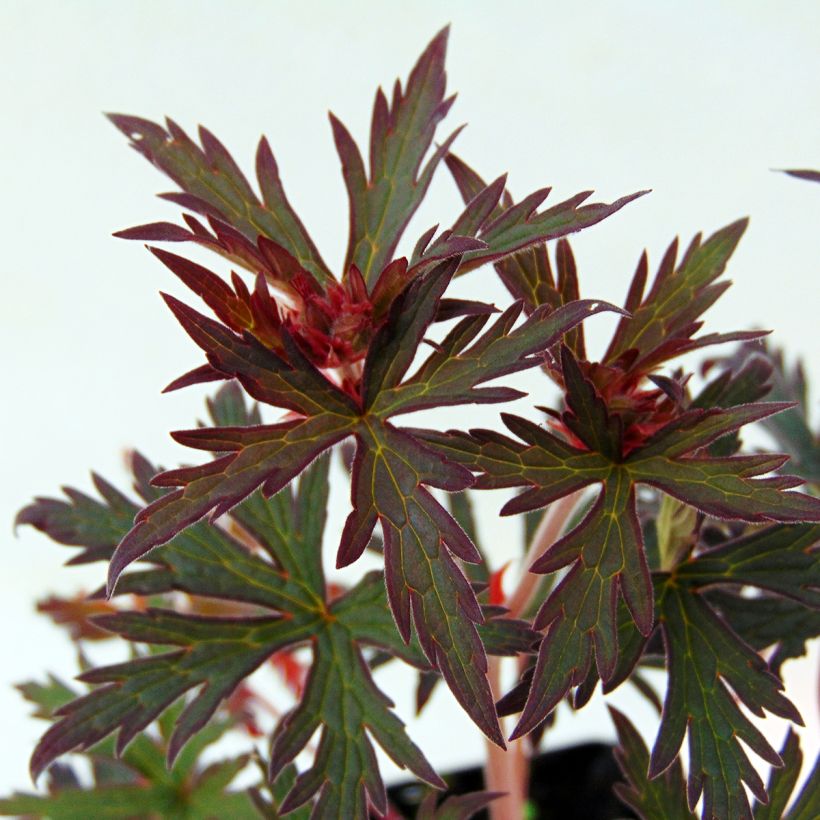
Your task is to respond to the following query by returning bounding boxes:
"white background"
[2,0,819,803]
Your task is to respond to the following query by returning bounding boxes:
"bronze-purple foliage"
[5,28,820,820]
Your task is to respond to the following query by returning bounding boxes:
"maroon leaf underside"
[782,168,820,184]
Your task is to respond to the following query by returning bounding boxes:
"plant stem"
[484,657,528,820]
[484,490,583,820]
[507,490,584,619]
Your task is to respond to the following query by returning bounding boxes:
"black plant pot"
[385,742,636,819]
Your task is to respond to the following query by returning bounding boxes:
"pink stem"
[507,490,584,619]
[484,657,527,820]
[485,490,584,820]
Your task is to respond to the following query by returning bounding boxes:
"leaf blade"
[107,114,331,283]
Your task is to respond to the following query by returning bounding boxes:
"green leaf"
[693,352,773,415]
[206,380,263,427]
[667,520,820,808]
[756,345,820,484]
[17,675,77,720]
[753,729,804,820]
[779,742,820,820]
[691,351,774,457]
[31,610,317,778]
[248,760,312,819]
[22,451,442,819]
[2,705,259,819]
[651,577,803,819]
[341,571,538,675]
[707,590,819,676]
[270,612,444,817]
[655,494,698,571]
[417,789,503,819]
[609,706,695,820]
[74,454,328,618]
[0,784,196,818]
[0,773,261,818]
[228,466,328,597]
[676,524,820,608]
[15,475,138,566]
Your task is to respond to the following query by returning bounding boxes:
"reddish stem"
[484,490,584,820]
[507,490,584,619]
[484,657,528,820]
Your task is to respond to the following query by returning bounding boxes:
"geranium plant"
[3,28,819,820]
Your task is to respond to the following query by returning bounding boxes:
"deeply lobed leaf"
[107,114,331,284]
[603,220,755,372]
[19,414,532,817]
[100,242,614,747]
[676,524,820,607]
[3,680,259,820]
[708,590,819,677]
[636,520,819,818]
[332,27,457,287]
[420,347,820,738]
[31,611,317,778]
[651,577,803,819]
[610,706,695,820]
[440,152,647,291]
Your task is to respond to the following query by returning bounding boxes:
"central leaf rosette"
[97,26,643,763]
[154,246,424,400]
[107,239,619,749]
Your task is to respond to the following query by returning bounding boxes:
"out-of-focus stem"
[484,657,527,820]
[484,490,584,820]
[656,494,697,572]
[506,490,584,619]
